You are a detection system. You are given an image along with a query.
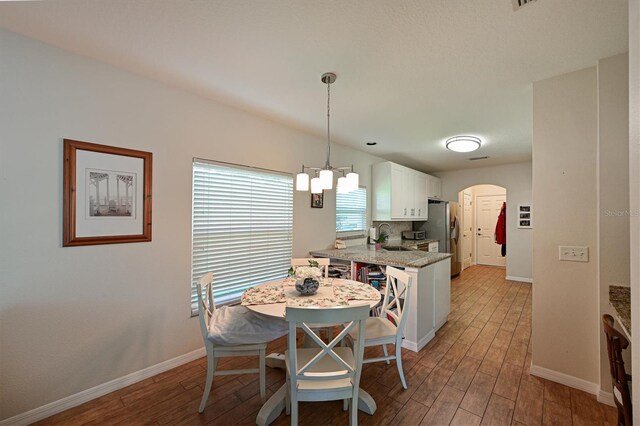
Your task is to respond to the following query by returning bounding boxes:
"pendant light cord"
[326,79,331,169]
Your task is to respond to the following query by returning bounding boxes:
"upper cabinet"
[413,172,427,219]
[372,162,429,221]
[426,174,442,200]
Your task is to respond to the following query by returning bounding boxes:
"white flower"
[294,266,322,279]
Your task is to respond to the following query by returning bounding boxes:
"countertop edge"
[609,285,631,339]
[309,247,452,269]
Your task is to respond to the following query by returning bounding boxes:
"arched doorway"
[458,184,507,271]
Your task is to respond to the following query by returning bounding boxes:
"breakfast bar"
[309,245,452,352]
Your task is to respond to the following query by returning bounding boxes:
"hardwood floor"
[35,265,616,425]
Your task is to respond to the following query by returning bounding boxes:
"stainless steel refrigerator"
[415,200,462,277]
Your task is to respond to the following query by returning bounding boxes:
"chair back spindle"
[196,272,215,342]
[380,267,412,331]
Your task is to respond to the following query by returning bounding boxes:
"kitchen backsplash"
[372,221,413,242]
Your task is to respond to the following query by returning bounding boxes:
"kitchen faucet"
[378,222,391,240]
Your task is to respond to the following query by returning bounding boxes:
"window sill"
[336,231,367,240]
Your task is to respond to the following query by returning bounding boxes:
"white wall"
[471,184,507,198]
[629,1,640,422]
[0,30,387,420]
[436,162,532,280]
[532,54,630,394]
[532,65,600,385]
[597,53,630,393]
[598,53,631,290]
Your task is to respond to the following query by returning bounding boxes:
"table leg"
[255,384,377,426]
[357,388,377,415]
[256,384,286,426]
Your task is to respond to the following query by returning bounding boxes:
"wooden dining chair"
[196,273,272,413]
[291,257,330,277]
[346,266,412,389]
[284,304,369,426]
[602,314,633,426]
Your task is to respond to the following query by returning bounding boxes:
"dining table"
[241,277,382,426]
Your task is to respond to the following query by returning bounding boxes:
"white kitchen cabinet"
[413,173,428,219]
[433,258,451,330]
[390,165,407,218]
[372,162,428,221]
[426,175,442,199]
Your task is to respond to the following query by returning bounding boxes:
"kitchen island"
[309,244,452,352]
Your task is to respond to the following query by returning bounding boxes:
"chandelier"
[295,72,359,194]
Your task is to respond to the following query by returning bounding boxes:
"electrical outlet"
[558,246,589,262]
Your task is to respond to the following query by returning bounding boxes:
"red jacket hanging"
[495,202,506,245]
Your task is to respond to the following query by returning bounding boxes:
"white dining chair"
[346,266,412,389]
[285,304,369,426]
[196,272,287,413]
[291,257,330,277]
[291,257,334,344]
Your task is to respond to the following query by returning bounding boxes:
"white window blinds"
[336,187,367,232]
[191,160,293,312]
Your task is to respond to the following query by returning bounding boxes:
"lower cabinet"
[433,258,451,330]
[402,257,451,352]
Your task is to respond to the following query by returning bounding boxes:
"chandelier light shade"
[346,171,359,192]
[310,176,323,194]
[296,171,310,191]
[319,169,333,190]
[336,176,348,193]
[296,72,359,193]
[445,135,482,153]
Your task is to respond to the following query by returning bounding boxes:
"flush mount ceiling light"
[445,135,482,153]
[296,72,359,194]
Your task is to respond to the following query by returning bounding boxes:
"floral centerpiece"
[290,260,322,295]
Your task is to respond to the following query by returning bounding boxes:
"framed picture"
[63,139,153,246]
[517,203,532,229]
[311,191,324,208]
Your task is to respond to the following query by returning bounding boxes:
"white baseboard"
[506,275,533,283]
[529,364,599,395]
[402,329,436,352]
[0,347,206,426]
[597,389,615,407]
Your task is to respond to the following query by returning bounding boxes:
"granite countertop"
[609,285,631,338]
[309,244,452,269]
[398,239,439,249]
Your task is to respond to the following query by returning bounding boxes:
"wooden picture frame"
[63,139,153,246]
[311,191,324,208]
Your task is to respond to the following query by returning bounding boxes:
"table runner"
[333,283,381,301]
[286,296,348,307]
[241,285,286,305]
[241,279,380,307]
[282,277,334,286]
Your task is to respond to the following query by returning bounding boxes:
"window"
[336,187,367,233]
[191,159,293,312]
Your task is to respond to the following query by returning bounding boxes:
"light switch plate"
[559,246,589,262]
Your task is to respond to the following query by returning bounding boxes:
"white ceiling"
[0,0,628,172]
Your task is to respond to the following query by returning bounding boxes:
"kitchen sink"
[383,246,412,251]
